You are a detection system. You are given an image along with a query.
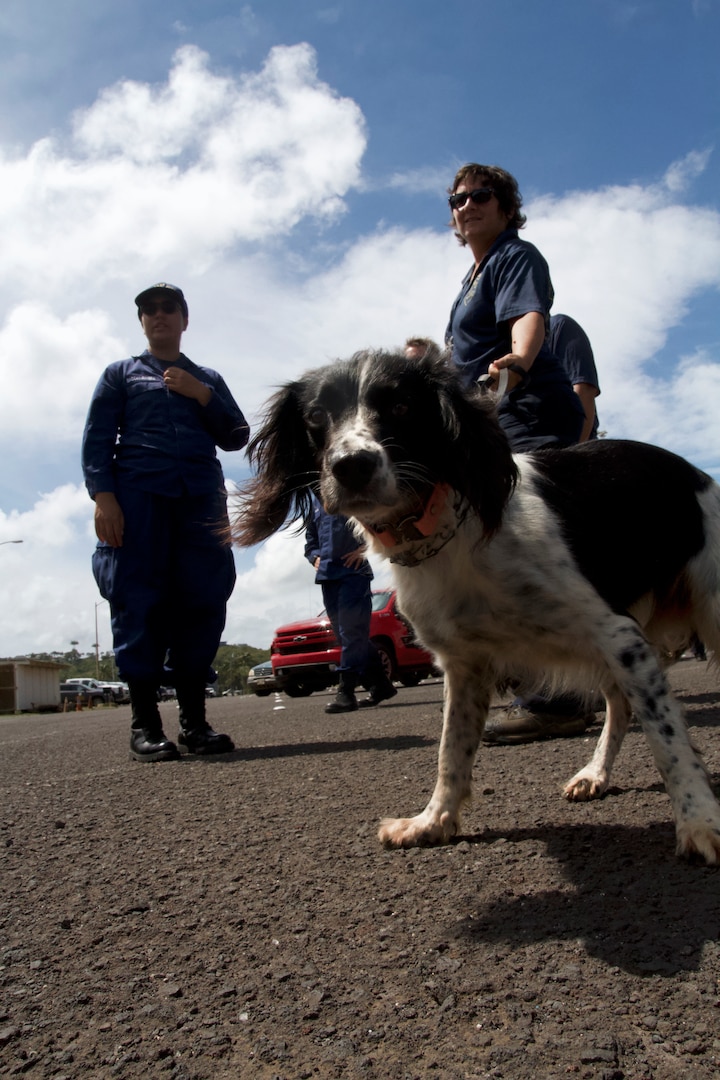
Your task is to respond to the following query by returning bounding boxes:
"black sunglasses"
[448,187,495,211]
[139,299,180,316]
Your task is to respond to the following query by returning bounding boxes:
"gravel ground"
[1,659,719,1079]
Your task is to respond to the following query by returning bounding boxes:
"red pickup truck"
[271,588,437,697]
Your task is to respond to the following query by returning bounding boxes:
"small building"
[0,659,63,713]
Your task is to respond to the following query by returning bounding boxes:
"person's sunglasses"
[448,187,495,211]
[139,299,180,316]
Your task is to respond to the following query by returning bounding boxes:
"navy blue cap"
[135,283,188,317]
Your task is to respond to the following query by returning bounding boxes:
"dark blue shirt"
[446,230,584,450]
[304,499,373,582]
[82,351,249,498]
[549,313,601,439]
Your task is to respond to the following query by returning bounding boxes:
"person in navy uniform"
[445,163,585,450]
[549,313,601,443]
[82,283,249,761]
[445,165,596,744]
[305,497,397,714]
[484,311,603,744]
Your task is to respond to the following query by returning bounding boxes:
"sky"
[0,0,719,659]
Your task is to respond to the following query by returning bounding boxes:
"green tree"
[213,643,270,694]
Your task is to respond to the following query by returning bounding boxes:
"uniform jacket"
[304,499,373,582]
[82,351,249,498]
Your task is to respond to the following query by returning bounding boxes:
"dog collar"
[369,483,452,549]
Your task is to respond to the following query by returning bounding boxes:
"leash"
[476,363,527,400]
[477,368,509,399]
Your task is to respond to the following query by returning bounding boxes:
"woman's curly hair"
[448,164,527,244]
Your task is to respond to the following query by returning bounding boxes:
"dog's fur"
[235,348,720,863]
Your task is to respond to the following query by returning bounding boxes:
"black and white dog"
[235,348,720,863]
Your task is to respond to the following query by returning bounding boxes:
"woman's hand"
[94,492,124,547]
[488,354,529,393]
[343,548,367,569]
[163,367,212,406]
[488,311,547,391]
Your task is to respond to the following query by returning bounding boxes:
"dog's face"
[301,351,458,520]
[234,348,517,547]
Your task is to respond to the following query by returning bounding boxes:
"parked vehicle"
[247,660,277,697]
[64,677,112,704]
[98,680,130,704]
[271,588,437,697]
[60,681,107,707]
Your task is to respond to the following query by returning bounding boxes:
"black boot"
[359,676,397,708]
[128,679,180,762]
[325,672,358,714]
[175,680,235,755]
[358,649,397,708]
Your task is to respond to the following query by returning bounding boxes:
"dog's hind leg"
[378,664,492,848]
[563,685,631,801]
[606,620,720,864]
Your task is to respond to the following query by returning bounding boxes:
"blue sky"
[0,0,719,655]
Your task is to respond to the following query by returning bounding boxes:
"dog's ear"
[431,366,518,536]
[233,382,319,546]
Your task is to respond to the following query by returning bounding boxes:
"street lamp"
[0,540,23,546]
[94,599,109,679]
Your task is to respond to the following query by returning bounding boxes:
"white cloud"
[0,38,719,657]
[0,485,101,656]
[526,180,720,451]
[384,165,451,194]
[662,149,712,194]
[0,304,126,442]
[0,43,366,296]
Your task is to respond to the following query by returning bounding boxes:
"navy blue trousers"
[321,575,373,677]
[92,485,236,684]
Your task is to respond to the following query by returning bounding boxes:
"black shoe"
[358,682,398,708]
[325,689,358,714]
[129,728,180,762]
[178,724,235,755]
[482,706,594,745]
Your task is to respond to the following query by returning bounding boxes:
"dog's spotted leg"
[378,666,491,848]
[609,624,720,864]
[563,685,631,801]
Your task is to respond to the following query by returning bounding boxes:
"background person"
[305,497,397,714]
[485,312,603,743]
[403,336,437,361]
[82,282,249,761]
[549,312,601,442]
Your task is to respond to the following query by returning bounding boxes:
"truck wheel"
[284,681,313,698]
[400,673,422,687]
[373,642,396,682]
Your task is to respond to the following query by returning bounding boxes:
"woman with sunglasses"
[82,283,249,763]
[445,163,584,451]
[446,167,595,744]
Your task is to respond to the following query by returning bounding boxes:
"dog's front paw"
[676,820,720,864]
[378,810,457,849]
[563,769,608,802]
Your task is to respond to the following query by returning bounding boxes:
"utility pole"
[94,599,108,679]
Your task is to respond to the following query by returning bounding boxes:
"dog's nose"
[331,450,380,491]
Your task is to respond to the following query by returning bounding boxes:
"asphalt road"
[2,662,720,1079]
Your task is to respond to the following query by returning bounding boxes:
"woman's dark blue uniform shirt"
[446,229,584,450]
[82,351,249,498]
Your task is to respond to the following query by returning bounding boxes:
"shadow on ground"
[453,821,720,975]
